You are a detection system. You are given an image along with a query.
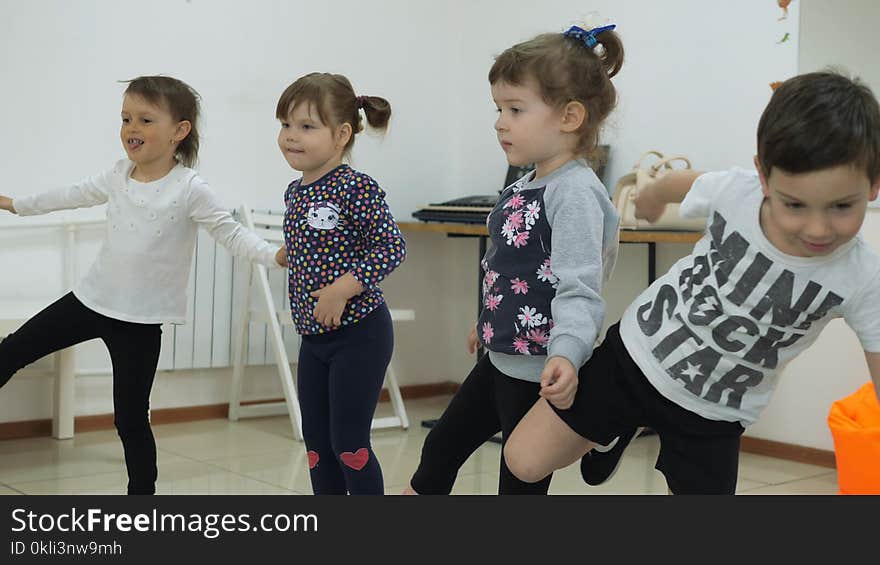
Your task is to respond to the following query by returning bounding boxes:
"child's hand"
[539,356,578,409]
[310,285,349,328]
[467,324,480,354]
[309,273,363,328]
[275,246,288,267]
[633,185,667,223]
[0,196,16,214]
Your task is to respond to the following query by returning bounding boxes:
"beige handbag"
[613,151,706,231]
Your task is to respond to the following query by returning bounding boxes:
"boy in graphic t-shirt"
[503,71,880,494]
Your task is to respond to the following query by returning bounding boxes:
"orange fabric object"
[828,382,880,494]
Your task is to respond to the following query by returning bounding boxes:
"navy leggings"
[297,304,393,495]
[0,292,161,495]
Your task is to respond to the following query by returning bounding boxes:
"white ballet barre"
[0,210,105,439]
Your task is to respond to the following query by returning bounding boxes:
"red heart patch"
[339,448,370,471]
[307,450,319,469]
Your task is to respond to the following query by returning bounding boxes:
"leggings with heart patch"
[297,304,393,494]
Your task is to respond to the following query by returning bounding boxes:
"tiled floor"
[0,396,838,495]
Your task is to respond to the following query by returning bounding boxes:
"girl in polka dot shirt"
[275,72,406,495]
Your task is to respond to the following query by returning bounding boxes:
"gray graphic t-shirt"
[620,167,880,425]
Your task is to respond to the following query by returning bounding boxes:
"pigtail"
[358,95,392,132]
[593,30,624,79]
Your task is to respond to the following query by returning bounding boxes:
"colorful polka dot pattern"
[283,165,406,335]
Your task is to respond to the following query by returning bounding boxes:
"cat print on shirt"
[307,201,341,230]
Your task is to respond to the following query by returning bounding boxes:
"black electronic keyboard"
[412,195,498,224]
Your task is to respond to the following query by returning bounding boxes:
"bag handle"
[649,155,692,175]
[632,150,665,170]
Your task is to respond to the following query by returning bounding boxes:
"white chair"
[0,300,75,439]
[227,206,410,441]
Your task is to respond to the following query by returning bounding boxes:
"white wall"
[0,0,799,218]
[0,2,806,425]
[0,0,464,420]
[0,0,461,219]
[746,0,880,450]
[452,0,801,196]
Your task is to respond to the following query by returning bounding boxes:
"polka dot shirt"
[283,165,406,335]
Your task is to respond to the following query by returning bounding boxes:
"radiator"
[0,209,298,374]
[159,208,298,371]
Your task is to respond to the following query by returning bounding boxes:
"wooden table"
[398,221,702,284]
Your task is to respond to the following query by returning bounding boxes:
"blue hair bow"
[563,24,616,48]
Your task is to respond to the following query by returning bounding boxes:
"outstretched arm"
[0,196,16,214]
[188,180,278,268]
[2,170,112,217]
[634,169,703,223]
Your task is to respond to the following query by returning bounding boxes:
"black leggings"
[297,304,393,495]
[410,354,552,495]
[0,292,162,494]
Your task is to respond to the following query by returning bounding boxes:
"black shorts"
[551,323,745,494]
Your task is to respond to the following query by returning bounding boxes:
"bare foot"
[401,485,418,495]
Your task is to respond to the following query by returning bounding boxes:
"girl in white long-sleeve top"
[0,75,284,494]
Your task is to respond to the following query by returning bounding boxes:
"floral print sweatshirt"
[478,159,619,382]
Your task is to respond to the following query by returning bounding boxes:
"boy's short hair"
[757,71,880,183]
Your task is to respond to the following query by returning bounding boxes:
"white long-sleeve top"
[13,159,278,324]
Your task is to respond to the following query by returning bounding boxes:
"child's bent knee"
[503,442,546,484]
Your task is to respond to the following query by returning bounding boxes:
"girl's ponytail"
[357,95,391,132]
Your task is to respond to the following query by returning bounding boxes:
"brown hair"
[757,70,880,183]
[275,73,391,157]
[123,76,201,168]
[488,25,624,159]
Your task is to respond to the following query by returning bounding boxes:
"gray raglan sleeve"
[544,183,608,369]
